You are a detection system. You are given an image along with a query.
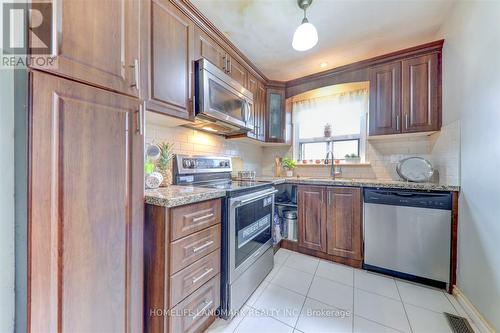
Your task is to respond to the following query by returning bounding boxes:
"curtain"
[293,88,368,139]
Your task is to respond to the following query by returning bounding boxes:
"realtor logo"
[2,1,55,68]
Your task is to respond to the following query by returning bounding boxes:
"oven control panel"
[175,154,232,174]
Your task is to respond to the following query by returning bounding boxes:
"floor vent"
[445,312,475,333]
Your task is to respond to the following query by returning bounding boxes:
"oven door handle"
[233,189,278,207]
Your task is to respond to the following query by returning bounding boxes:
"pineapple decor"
[157,142,173,187]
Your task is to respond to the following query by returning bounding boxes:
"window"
[293,84,368,162]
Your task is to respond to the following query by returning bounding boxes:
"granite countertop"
[145,185,226,208]
[255,176,460,192]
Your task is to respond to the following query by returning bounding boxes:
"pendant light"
[292,0,318,51]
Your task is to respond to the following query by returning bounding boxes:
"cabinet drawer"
[169,274,220,333]
[171,199,221,241]
[170,224,221,274]
[170,250,220,307]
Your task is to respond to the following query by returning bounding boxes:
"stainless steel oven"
[225,187,276,317]
[187,59,254,136]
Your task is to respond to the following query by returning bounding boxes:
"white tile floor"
[207,249,479,333]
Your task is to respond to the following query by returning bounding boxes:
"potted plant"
[282,157,296,177]
[157,142,174,186]
[344,153,360,164]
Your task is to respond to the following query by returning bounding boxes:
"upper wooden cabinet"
[141,0,195,119]
[193,27,247,87]
[369,62,401,136]
[30,0,140,97]
[266,87,286,143]
[326,187,362,260]
[226,56,248,87]
[298,186,327,252]
[369,51,441,136]
[193,26,227,71]
[29,71,144,333]
[402,53,440,133]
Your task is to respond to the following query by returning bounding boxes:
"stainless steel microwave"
[187,58,254,136]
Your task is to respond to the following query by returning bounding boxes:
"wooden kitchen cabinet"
[402,53,441,133]
[266,87,286,143]
[256,82,267,141]
[145,199,222,333]
[368,61,402,136]
[298,186,327,252]
[29,71,144,333]
[194,26,227,72]
[326,187,363,260]
[141,0,195,119]
[369,52,441,136]
[30,0,140,97]
[226,56,248,87]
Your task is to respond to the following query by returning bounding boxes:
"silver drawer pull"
[192,213,214,223]
[192,268,214,284]
[192,241,214,253]
[192,299,213,321]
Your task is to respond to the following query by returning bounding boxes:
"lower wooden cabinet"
[29,71,144,332]
[326,187,363,260]
[296,185,363,266]
[145,199,221,333]
[298,186,327,252]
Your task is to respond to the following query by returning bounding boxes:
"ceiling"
[190,0,454,81]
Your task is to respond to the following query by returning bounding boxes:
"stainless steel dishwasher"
[363,188,452,289]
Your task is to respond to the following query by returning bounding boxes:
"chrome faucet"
[325,141,341,178]
[325,150,335,178]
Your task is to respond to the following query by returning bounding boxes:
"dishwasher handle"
[364,188,452,210]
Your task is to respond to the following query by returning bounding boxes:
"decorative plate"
[396,157,434,182]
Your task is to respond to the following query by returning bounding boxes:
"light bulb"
[292,21,318,51]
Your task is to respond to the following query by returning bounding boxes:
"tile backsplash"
[261,120,460,185]
[146,113,263,175]
[147,113,460,185]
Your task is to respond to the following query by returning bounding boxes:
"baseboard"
[453,287,496,333]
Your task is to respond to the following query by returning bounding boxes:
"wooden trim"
[449,191,459,294]
[453,287,496,333]
[281,240,362,268]
[286,40,444,89]
[174,0,268,82]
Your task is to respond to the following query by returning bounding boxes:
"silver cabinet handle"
[192,268,214,284]
[129,58,139,89]
[137,104,144,135]
[405,114,409,129]
[233,189,278,207]
[222,55,227,71]
[192,299,213,320]
[396,115,400,131]
[228,57,231,74]
[193,213,214,223]
[192,240,214,253]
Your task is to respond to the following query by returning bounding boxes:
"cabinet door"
[266,88,286,142]
[298,186,327,252]
[227,56,248,87]
[193,26,227,71]
[142,0,194,119]
[257,83,267,141]
[245,74,259,139]
[369,62,401,136]
[326,187,362,260]
[402,53,440,132]
[29,71,144,333]
[31,0,139,97]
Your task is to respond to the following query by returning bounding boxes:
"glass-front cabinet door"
[266,88,285,142]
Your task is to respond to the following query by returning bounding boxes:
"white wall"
[0,61,16,332]
[436,1,500,330]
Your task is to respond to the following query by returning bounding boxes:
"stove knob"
[183,159,195,168]
[219,161,225,167]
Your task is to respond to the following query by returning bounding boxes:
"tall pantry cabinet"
[28,0,144,332]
